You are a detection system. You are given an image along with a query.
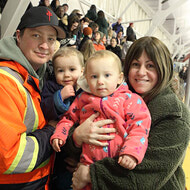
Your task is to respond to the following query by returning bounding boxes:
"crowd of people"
[0,1,190,190]
[35,0,137,67]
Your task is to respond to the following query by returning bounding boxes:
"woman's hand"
[72,164,91,190]
[73,112,116,147]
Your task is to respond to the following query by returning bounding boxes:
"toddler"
[41,46,84,121]
[41,46,84,190]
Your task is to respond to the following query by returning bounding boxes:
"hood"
[0,36,46,90]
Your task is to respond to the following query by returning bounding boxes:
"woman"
[106,37,122,60]
[59,14,80,48]
[63,36,190,189]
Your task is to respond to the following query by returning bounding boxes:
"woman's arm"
[72,110,190,190]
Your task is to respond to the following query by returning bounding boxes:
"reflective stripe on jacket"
[0,61,52,185]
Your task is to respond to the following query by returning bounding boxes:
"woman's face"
[128,50,158,96]
[110,38,117,47]
[71,22,79,31]
[44,0,50,6]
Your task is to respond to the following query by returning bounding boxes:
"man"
[0,6,65,190]
[126,22,136,41]
[112,17,124,34]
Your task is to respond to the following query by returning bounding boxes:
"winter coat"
[106,45,122,60]
[64,86,190,190]
[41,76,82,121]
[0,37,54,189]
[51,82,151,165]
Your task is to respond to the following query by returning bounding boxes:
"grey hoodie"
[0,36,46,90]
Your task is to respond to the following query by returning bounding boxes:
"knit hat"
[83,27,92,36]
[18,6,66,39]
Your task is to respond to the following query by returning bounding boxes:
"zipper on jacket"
[100,98,111,157]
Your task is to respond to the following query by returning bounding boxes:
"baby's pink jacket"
[50,82,151,165]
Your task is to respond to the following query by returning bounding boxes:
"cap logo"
[46,10,52,21]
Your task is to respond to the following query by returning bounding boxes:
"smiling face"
[86,56,123,97]
[16,26,57,71]
[54,55,83,87]
[110,38,117,47]
[128,50,158,96]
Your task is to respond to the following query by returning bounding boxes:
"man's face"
[16,26,57,71]
[63,5,68,13]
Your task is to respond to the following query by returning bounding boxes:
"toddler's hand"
[52,138,64,152]
[118,155,137,170]
[61,85,75,100]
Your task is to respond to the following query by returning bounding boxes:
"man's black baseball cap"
[18,6,66,39]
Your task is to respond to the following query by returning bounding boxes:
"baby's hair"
[52,46,84,68]
[85,50,122,74]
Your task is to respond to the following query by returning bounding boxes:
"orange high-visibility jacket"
[0,61,53,188]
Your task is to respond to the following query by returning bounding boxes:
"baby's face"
[54,55,83,87]
[86,57,123,97]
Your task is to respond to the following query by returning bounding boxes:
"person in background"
[107,27,117,45]
[55,5,67,27]
[60,13,80,48]
[55,5,64,19]
[85,4,98,22]
[116,30,123,46]
[61,3,69,25]
[112,17,124,35]
[179,65,188,89]
[92,30,106,51]
[51,0,60,12]
[62,3,69,15]
[88,22,99,36]
[51,50,151,190]
[78,16,90,40]
[38,0,52,9]
[126,22,137,41]
[0,6,66,189]
[101,33,107,47]
[95,10,109,38]
[78,26,93,51]
[121,36,133,64]
[68,36,190,190]
[71,9,83,20]
[80,39,96,63]
[106,37,122,60]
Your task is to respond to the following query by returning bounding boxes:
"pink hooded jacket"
[51,82,151,165]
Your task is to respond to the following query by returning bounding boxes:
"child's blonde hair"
[52,46,84,68]
[85,50,122,74]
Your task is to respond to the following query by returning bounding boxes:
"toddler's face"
[54,55,83,87]
[86,57,123,97]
